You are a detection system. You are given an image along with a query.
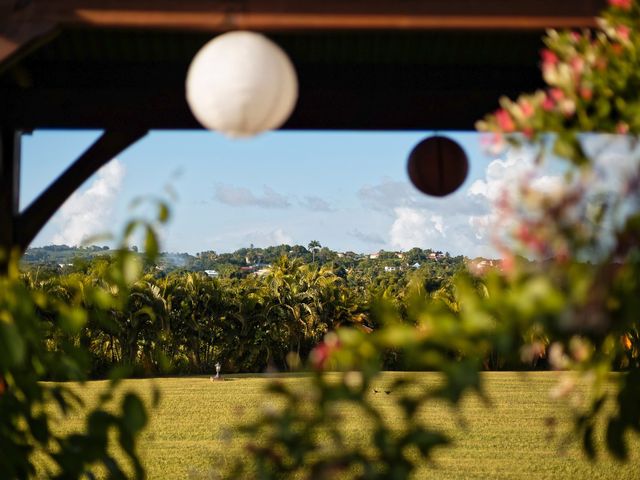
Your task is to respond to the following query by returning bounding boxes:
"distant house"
[204,270,219,277]
[411,262,421,269]
[466,258,501,276]
[369,252,380,259]
[396,252,404,259]
[384,266,398,272]
[239,264,271,276]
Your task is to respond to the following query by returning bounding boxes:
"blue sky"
[21,130,512,257]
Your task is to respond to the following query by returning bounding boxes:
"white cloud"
[357,147,572,257]
[389,208,447,251]
[466,148,563,244]
[349,229,385,245]
[358,179,417,215]
[463,141,640,259]
[300,196,334,212]
[467,150,538,203]
[52,159,125,246]
[214,184,290,209]
[359,177,485,217]
[358,174,490,255]
[238,228,294,248]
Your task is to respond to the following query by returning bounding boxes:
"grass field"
[41,372,640,479]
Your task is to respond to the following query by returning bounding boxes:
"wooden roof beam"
[1,0,605,66]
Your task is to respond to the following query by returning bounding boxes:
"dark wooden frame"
[1,0,605,68]
[0,128,146,271]
[0,0,607,269]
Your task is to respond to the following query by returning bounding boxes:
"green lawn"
[41,372,640,479]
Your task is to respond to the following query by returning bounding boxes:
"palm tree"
[308,240,321,263]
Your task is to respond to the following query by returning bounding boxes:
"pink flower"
[520,100,535,118]
[579,87,593,101]
[309,336,341,370]
[541,49,558,66]
[617,25,631,41]
[550,88,565,102]
[517,224,546,254]
[500,251,515,275]
[570,57,585,76]
[616,121,630,134]
[542,93,555,111]
[595,57,608,71]
[612,43,624,56]
[609,0,632,10]
[495,108,516,132]
[559,99,576,117]
[480,132,506,155]
[555,246,570,264]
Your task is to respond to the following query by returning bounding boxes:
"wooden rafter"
[1,0,605,67]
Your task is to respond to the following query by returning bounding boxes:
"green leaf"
[122,255,142,285]
[158,203,170,223]
[59,307,88,334]
[122,393,147,434]
[29,414,50,444]
[0,322,25,366]
[88,410,113,441]
[123,220,140,240]
[583,424,596,460]
[606,419,628,460]
[144,226,159,260]
[405,428,449,457]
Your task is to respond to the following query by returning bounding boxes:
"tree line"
[22,248,468,377]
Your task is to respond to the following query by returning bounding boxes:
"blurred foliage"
[0,199,167,478]
[227,1,640,478]
[475,0,640,461]
[14,250,468,376]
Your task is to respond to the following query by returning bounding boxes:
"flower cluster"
[309,331,341,370]
[477,0,640,161]
[491,143,640,265]
[474,1,640,460]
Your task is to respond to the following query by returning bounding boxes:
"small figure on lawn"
[210,362,223,382]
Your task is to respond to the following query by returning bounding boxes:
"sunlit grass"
[41,372,640,479]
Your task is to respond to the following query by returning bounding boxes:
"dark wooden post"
[0,127,20,274]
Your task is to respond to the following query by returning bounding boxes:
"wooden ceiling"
[0,0,606,131]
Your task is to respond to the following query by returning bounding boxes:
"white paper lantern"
[185,31,298,138]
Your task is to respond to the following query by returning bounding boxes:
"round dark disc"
[407,136,469,197]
